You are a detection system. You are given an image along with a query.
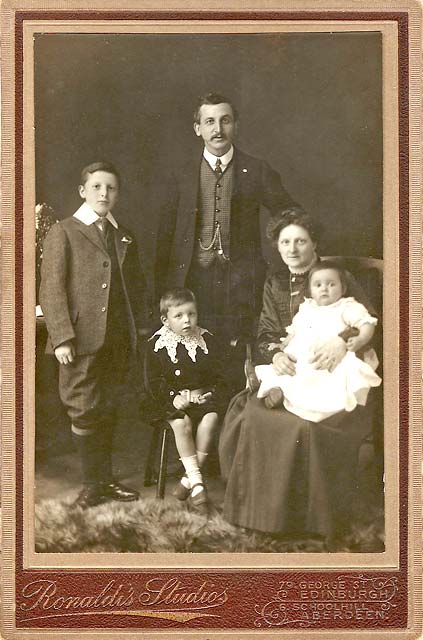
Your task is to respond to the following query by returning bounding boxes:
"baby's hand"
[54,341,75,365]
[268,342,283,351]
[173,393,190,411]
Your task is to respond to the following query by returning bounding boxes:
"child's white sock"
[180,451,209,491]
[180,454,203,496]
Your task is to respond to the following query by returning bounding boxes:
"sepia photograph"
[1,2,422,639]
[33,28,385,555]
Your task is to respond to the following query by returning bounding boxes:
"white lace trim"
[151,325,209,363]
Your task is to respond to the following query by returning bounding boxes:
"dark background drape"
[34,31,382,289]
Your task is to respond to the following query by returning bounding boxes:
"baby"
[255,261,382,422]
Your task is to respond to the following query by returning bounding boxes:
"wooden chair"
[138,338,173,499]
[143,419,172,500]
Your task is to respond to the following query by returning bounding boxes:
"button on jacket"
[155,147,297,303]
[40,215,149,355]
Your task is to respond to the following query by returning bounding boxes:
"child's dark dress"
[144,326,227,423]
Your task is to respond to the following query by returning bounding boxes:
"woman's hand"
[309,336,346,372]
[272,351,297,376]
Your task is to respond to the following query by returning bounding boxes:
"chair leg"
[144,425,160,487]
[156,427,169,499]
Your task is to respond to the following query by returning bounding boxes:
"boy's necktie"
[103,218,115,256]
[214,158,223,179]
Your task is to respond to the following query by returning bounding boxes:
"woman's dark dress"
[218,267,374,538]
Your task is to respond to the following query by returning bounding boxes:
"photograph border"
[1,1,422,638]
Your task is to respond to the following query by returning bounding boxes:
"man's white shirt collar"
[73,202,118,228]
[203,145,234,171]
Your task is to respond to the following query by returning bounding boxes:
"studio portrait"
[33,30,384,554]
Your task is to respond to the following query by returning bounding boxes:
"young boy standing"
[40,162,149,508]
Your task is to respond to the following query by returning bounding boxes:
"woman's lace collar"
[151,325,209,363]
[288,254,318,276]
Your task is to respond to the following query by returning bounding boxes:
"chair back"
[321,256,383,317]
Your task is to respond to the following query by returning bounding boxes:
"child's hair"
[80,162,121,186]
[308,260,348,295]
[160,287,197,317]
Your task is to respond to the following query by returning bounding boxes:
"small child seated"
[255,261,382,422]
[145,288,226,515]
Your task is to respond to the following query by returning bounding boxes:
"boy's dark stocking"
[95,421,114,484]
[71,425,110,507]
[72,423,139,508]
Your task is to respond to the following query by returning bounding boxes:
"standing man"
[155,92,297,388]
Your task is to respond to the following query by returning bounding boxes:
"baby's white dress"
[255,297,382,422]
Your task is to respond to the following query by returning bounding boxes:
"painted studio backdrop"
[34,31,383,291]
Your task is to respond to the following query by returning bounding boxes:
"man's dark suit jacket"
[155,147,296,315]
[40,216,149,355]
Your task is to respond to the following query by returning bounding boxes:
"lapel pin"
[121,236,132,243]
[242,168,248,173]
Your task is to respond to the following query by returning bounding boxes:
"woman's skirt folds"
[218,390,373,537]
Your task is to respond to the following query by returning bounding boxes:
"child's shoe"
[264,388,285,409]
[172,476,191,501]
[190,483,209,516]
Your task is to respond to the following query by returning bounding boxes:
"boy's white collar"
[73,202,118,228]
[151,325,210,364]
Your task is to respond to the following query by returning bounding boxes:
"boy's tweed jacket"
[40,215,149,355]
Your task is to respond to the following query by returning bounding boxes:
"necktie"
[103,218,115,256]
[214,158,223,179]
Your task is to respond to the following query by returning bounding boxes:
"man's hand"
[272,351,297,376]
[310,336,346,372]
[173,393,190,411]
[54,341,75,365]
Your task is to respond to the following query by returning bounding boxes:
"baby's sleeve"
[285,323,295,336]
[342,299,378,328]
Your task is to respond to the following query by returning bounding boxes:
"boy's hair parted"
[307,260,348,295]
[80,162,121,186]
[160,287,197,317]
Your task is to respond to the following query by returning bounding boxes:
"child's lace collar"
[151,325,209,363]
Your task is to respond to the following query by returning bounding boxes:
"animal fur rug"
[35,497,384,554]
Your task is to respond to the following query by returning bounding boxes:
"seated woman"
[255,260,381,421]
[218,207,381,545]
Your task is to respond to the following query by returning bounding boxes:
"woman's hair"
[307,260,348,295]
[266,206,319,246]
[160,287,197,316]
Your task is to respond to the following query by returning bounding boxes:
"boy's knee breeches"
[58,345,129,429]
